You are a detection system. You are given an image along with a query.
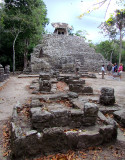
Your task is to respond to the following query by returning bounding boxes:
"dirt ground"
[0,73,125,160]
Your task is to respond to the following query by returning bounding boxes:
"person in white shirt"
[101,65,105,79]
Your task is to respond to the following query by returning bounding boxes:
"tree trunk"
[24,39,29,69]
[119,29,122,66]
[13,40,15,74]
[13,32,19,74]
[110,50,113,63]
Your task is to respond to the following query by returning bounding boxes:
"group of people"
[101,62,123,80]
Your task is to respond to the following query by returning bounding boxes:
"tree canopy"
[0,0,49,72]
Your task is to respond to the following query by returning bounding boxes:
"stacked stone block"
[68,78,93,94]
[31,102,98,132]
[4,65,10,79]
[39,72,51,92]
[0,64,10,82]
[0,64,4,82]
[11,101,117,159]
[99,87,115,105]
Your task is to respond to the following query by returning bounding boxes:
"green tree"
[1,0,49,73]
[74,30,88,40]
[99,9,125,65]
[95,40,113,60]
[105,9,125,65]
[95,40,125,64]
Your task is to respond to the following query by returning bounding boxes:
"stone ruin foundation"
[0,64,10,82]
[10,73,118,160]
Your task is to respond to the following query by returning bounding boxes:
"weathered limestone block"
[82,86,93,94]
[69,79,85,85]
[11,130,42,159]
[67,91,78,99]
[88,73,97,78]
[31,99,43,108]
[99,87,115,105]
[39,72,50,80]
[57,75,81,84]
[4,74,8,80]
[84,103,98,117]
[50,108,69,127]
[77,131,103,149]
[66,131,79,149]
[42,127,67,153]
[39,80,51,92]
[5,65,10,78]
[38,93,69,101]
[100,95,115,105]
[82,117,97,126]
[113,110,125,127]
[0,64,4,82]
[69,109,84,128]
[31,108,53,131]
[69,84,83,93]
[101,87,114,96]
[99,125,117,143]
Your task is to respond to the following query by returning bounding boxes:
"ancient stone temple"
[52,22,72,35]
[31,23,107,73]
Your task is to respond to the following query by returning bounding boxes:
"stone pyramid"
[31,34,107,73]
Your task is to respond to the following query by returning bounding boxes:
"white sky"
[44,0,123,44]
[0,0,123,43]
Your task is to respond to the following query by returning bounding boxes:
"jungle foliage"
[0,0,49,71]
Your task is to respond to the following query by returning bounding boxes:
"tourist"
[75,60,80,75]
[101,65,105,79]
[112,64,115,75]
[118,63,123,80]
[114,63,118,72]
[107,62,112,75]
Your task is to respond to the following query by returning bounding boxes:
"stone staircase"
[78,65,89,77]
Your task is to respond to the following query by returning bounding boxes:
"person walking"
[114,63,118,72]
[101,65,105,79]
[118,63,123,80]
[107,62,112,75]
[75,60,80,75]
[112,64,115,76]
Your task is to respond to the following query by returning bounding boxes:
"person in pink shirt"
[118,63,123,80]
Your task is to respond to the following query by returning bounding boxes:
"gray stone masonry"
[39,72,51,92]
[10,99,117,159]
[39,72,51,80]
[4,65,10,78]
[31,34,108,73]
[57,74,93,94]
[39,79,51,92]
[99,87,115,105]
[11,113,117,160]
[0,64,4,82]
[0,64,10,82]
[69,80,93,94]
[113,110,125,127]
[30,101,99,131]
[84,103,98,117]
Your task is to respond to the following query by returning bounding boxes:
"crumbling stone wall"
[31,34,107,73]
[0,64,10,82]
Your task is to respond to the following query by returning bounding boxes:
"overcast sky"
[44,0,123,44]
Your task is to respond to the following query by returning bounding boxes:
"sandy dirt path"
[0,76,37,160]
[0,76,37,121]
[86,72,125,107]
